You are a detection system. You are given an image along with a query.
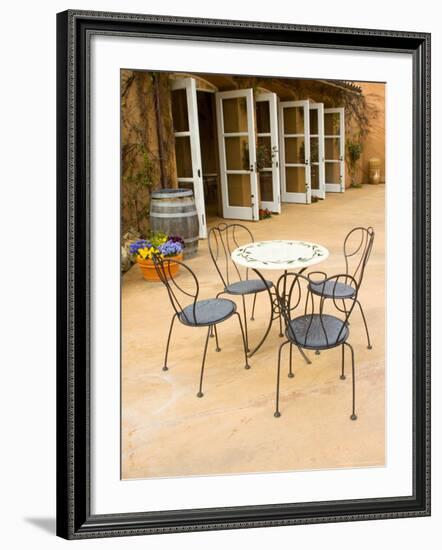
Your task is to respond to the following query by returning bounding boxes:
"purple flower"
[168,235,185,248]
[158,240,183,257]
[129,239,150,255]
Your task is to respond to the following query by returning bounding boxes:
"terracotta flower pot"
[136,254,183,282]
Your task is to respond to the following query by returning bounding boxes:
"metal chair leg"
[345,342,357,420]
[356,299,372,349]
[241,295,250,353]
[247,270,275,357]
[251,293,257,321]
[274,340,290,417]
[197,326,212,398]
[288,343,294,378]
[234,312,251,370]
[342,299,349,324]
[212,292,226,337]
[214,324,221,352]
[162,314,177,371]
[297,346,311,365]
[340,343,346,379]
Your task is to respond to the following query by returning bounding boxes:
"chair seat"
[179,298,236,326]
[225,279,273,295]
[286,314,349,350]
[309,280,356,299]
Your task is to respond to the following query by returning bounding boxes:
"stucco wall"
[356,82,386,184]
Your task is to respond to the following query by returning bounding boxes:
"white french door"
[255,92,281,213]
[215,89,259,221]
[279,100,311,204]
[324,107,345,193]
[309,102,326,200]
[170,77,207,238]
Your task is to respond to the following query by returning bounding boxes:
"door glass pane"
[222,97,248,133]
[225,136,250,170]
[175,136,192,177]
[177,180,194,193]
[257,136,273,169]
[311,164,319,190]
[325,138,341,160]
[283,107,304,134]
[309,110,318,135]
[325,162,340,183]
[285,167,305,193]
[259,171,273,202]
[285,137,305,164]
[171,89,189,132]
[310,137,319,163]
[324,112,341,135]
[256,101,270,133]
[227,174,252,206]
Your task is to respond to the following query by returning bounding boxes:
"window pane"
[259,172,273,202]
[283,107,304,134]
[325,137,341,160]
[310,137,319,163]
[309,109,318,135]
[256,101,270,133]
[257,136,273,169]
[225,136,250,170]
[175,136,192,178]
[171,89,189,132]
[324,112,341,135]
[227,174,251,206]
[325,162,340,183]
[285,167,305,193]
[311,164,319,190]
[285,137,305,164]
[177,181,194,193]
[222,97,248,133]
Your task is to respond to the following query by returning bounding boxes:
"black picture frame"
[56,9,431,540]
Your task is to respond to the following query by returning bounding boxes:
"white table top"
[231,240,329,270]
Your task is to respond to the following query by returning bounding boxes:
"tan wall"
[355,82,386,185]
[121,70,177,236]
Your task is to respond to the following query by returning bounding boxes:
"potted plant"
[129,232,184,281]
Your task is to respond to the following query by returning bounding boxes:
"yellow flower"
[138,247,150,260]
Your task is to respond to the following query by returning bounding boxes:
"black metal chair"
[153,255,250,398]
[308,226,375,350]
[208,223,274,352]
[274,271,359,420]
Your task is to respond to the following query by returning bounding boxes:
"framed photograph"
[56,10,431,539]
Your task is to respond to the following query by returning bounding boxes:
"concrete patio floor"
[122,185,385,479]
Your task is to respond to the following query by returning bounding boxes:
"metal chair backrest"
[343,226,375,289]
[208,223,254,288]
[277,271,359,348]
[153,256,199,324]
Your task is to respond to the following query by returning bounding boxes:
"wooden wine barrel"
[150,189,199,258]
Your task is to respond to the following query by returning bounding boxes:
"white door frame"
[255,92,281,213]
[324,107,345,193]
[215,89,259,221]
[170,77,207,238]
[309,102,326,200]
[279,100,311,204]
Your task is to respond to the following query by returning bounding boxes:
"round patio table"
[231,240,329,357]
